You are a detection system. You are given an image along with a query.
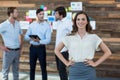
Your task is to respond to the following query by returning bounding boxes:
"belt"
[62,51,68,53]
[31,44,45,47]
[7,47,20,51]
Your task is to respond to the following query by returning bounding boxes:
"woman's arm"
[85,42,112,67]
[94,42,112,66]
[54,42,73,67]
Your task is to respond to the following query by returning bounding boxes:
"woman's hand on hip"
[84,59,97,67]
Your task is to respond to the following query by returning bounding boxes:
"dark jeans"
[55,51,68,80]
[29,45,47,80]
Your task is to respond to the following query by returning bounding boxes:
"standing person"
[0,7,23,80]
[54,11,112,80]
[24,8,51,80]
[54,6,73,80]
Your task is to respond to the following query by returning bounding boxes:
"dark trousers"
[29,45,47,80]
[55,51,68,80]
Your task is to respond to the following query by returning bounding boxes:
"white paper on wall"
[90,21,96,30]
[71,2,82,11]
[20,21,30,29]
[28,10,36,18]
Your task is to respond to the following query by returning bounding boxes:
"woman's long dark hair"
[71,11,93,35]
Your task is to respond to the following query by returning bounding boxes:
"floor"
[0,72,59,80]
[0,72,120,80]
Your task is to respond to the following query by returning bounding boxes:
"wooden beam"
[116,4,120,7]
[89,0,115,1]
[102,38,120,43]
[108,13,120,18]
[0,1,18,4]
[0,1,35,7]
[89,1,115,4]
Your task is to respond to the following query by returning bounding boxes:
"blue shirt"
[24,21,51,45]
[0,19,23,48]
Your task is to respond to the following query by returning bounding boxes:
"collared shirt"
[0,19,23,48]
[54,17,73,52]
[24,21,51,45]
[62,33,102,62]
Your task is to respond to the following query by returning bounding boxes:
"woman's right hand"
[66,59,74,67]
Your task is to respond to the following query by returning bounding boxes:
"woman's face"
[76,14,88,29]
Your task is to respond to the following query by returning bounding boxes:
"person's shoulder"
[65,34,75,38]
[27,22,35,29]
[1,20,8,24]
[30,21,36,24]
[63,18,72,25]
[29,21,36,26]
[43,21,50,27]
[63,35,70,40]
[15,20,19,23]
[88,33,97,36]
[0,20,9,27]
[63,17,71,22]
[15,20,21,26]
[88,33,101,39]
[63,35,75,42]
[43,21,49,25]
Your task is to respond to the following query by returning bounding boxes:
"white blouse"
[62,33,102,62]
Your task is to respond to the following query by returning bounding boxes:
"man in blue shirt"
[0,7,23,80]
[24,8,51,80]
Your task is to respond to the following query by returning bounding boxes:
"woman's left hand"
[84,59,97,67]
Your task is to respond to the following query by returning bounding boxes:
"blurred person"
[24,8,51,80]
[54,11,112,80]
[54,6,73,80]
[0,7,23,80]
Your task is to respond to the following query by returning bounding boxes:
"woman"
[54,11,112,80]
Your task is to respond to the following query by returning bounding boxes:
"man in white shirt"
[54,6,72,80]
